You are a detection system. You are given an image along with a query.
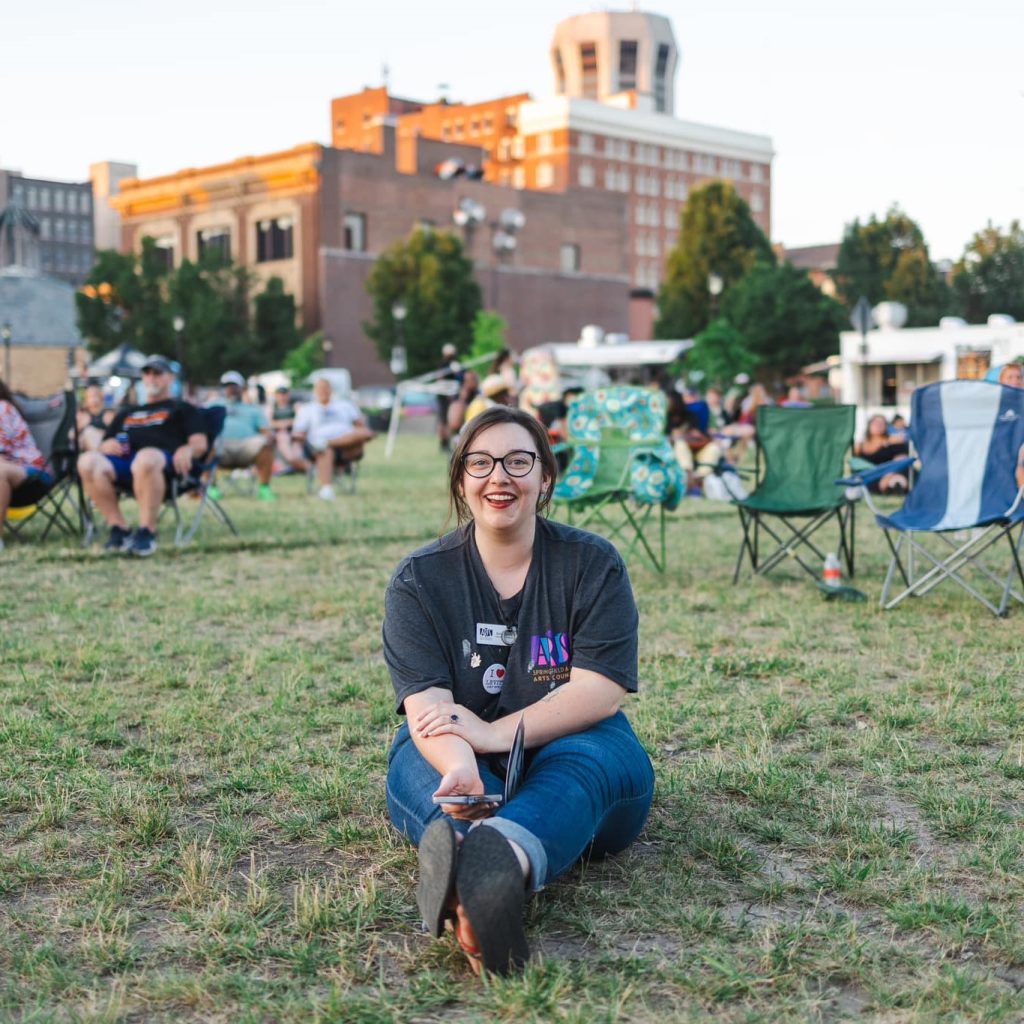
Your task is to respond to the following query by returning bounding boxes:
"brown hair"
[0,377,21,415]
[446,405,558,527]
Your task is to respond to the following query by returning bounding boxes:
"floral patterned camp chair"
[552,386,683,572]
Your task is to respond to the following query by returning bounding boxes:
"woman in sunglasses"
[383,405,654,975]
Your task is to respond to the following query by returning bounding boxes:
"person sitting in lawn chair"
[291,377,375,501]
[208,371,276,502]
[998,362,1024,488]
[0,377,53,553]
[77,355,207,557]
[384,406,654,977]
[76,384,115,452]
[269,384,308,474]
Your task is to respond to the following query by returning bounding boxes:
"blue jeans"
[386,711,655,892]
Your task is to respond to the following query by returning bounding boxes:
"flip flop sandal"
[417,818,458,937]
[455,826,529,975]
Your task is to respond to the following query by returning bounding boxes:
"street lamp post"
[490,208,525,310]
[172,314,185,375]
[707,272,724,320]
[850,296,873,425]
[322,334,334,368]
[390,302,408,378]
[1,321,11,386]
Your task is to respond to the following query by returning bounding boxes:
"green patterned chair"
[552,386,683,572]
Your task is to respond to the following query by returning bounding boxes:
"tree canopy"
[75,240,304,383]
[719,261,846,388]
[951,220,1024,324]
[835,206,952,326]
[655,181,774,340]
[364,227,481,378]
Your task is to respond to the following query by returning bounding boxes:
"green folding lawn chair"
[553,387,684,572]
[733,404,857,583]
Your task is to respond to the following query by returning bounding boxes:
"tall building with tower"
[330,8,773,333]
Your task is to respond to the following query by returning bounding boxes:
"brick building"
[331,9,773,309]
[111,133,630,385]
[0,169,94,286]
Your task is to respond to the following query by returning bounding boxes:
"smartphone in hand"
[431,794,504,805]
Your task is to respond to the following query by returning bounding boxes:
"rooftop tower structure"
[550,10,679,114]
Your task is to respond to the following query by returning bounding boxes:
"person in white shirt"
[292,378,375,500]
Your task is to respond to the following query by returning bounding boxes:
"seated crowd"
[5,351,1024,554]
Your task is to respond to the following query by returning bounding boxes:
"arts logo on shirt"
[529,629,571,686]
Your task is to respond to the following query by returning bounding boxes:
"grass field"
[2,433,1022,1023]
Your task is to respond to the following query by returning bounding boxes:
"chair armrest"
[837,455,915,487]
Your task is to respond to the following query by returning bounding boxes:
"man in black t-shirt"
[77,355,208,556]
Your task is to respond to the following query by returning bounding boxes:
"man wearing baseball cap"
[209,371,276,502]
[77,354,208,556]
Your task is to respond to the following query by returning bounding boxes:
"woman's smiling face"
[460,422,548,536]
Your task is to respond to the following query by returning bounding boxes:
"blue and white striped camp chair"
[841,380,1024,616]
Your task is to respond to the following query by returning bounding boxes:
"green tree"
[468,310,508,362]
[656,181,774,340]
[721,261,846,388]
[364,227,481,378]
[77,241,304,382]
[282,331,326,385]
[686,318,757,389]
[835,206,952,326]
[76,238,175,355]
[252,276,301,370]
[951,221,1024,323]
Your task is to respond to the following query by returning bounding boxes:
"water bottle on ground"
[823,552,841,588]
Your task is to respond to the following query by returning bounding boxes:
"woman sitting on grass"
[383,406,654,976]
[855,413,910,494]
[0,377,52,551]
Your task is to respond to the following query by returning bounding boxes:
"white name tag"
[476,622,515,646]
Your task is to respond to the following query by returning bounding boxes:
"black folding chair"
[83,405,238,548]
[7,390,84,543]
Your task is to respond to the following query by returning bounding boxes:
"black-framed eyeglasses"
[461,450,538,478]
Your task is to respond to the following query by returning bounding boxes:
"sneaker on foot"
[318,484,336,501]
[258,484,276,502]
[129,527,157,557]
[104,525,133,553]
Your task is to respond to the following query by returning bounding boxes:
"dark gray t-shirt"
[383,517,639,718]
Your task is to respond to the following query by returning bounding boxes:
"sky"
[3,0,1022,260]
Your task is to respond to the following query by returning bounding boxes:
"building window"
[39,189,50,211]
[578,163,595,187]
[469,118,480,135]
[198,226,231,263]
[536,161,555,188]
[81,193,91,214]
[343,212,366,251]
[560,243,581,273]
[721,159,741,179]
[619,170,631,192]
[537,132,553,155]
[483,115,493,133]
[618,40,638,91]
[27,186,38,208]
[256,216,294,262]
[453,121,464,139]
[153,236,175,270]
[750,164,764,183]
[665,207,677,230]
[11,183,23,202]
[604,167,617,190]
[54,218,65,241]
[578,132,594,154]
[750,191,764,213]
[580,42,598,99]
[441,124,451,141]
[512,167,525,189]
[511,137,526,159]
[694,153,717,175]
[654,43,670,111]
[40,217,51,239]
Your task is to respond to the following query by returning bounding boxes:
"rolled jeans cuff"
[478,817,548,893]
